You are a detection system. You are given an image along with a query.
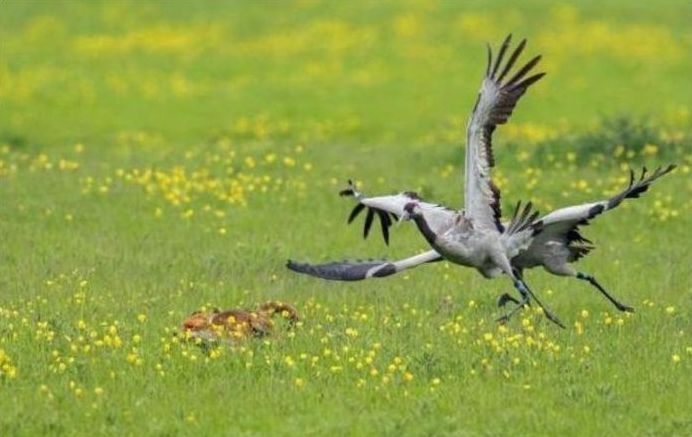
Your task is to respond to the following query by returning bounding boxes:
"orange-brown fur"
[181,301,299,342]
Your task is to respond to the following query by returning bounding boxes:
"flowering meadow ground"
[0,1,691,435]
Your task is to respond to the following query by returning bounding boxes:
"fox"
[180,301,299,342]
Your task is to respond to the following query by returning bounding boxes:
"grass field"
[1,1,691,435]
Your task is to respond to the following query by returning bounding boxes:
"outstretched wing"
[464,34,545,232]
[286,250,442,281]
[515,165,676,266]
[340,181,456,245]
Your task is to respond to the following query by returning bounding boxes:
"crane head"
[400,201,422,222]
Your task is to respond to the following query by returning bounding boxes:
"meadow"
[0,1,691,435]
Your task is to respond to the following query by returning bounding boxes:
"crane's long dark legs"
[519,280,565,328]
[576,272,634,313]
[496,283,530,324]
[497,269,528,309]
[498,280,565,329]
[497,292,521,307]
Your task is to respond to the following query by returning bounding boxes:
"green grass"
[0,1,691,435]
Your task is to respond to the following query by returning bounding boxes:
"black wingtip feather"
[506,55,542,87]
[490,34,512,79]
[608,164,677,209]
[347,203,365,224]
[485,44,492,77]
[510,72,546,92]
[497,38,526,82]
[363,208,375,239]
[376,209,391,245]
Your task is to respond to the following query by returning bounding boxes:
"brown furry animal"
[181,301,299,342]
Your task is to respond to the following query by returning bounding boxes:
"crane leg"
[496,289,529,323]
[576,272,634,313]
[497,292,521,307]
[497,280,565,328]
[497,268,530,308]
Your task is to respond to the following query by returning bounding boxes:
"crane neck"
[411,214,438,247]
